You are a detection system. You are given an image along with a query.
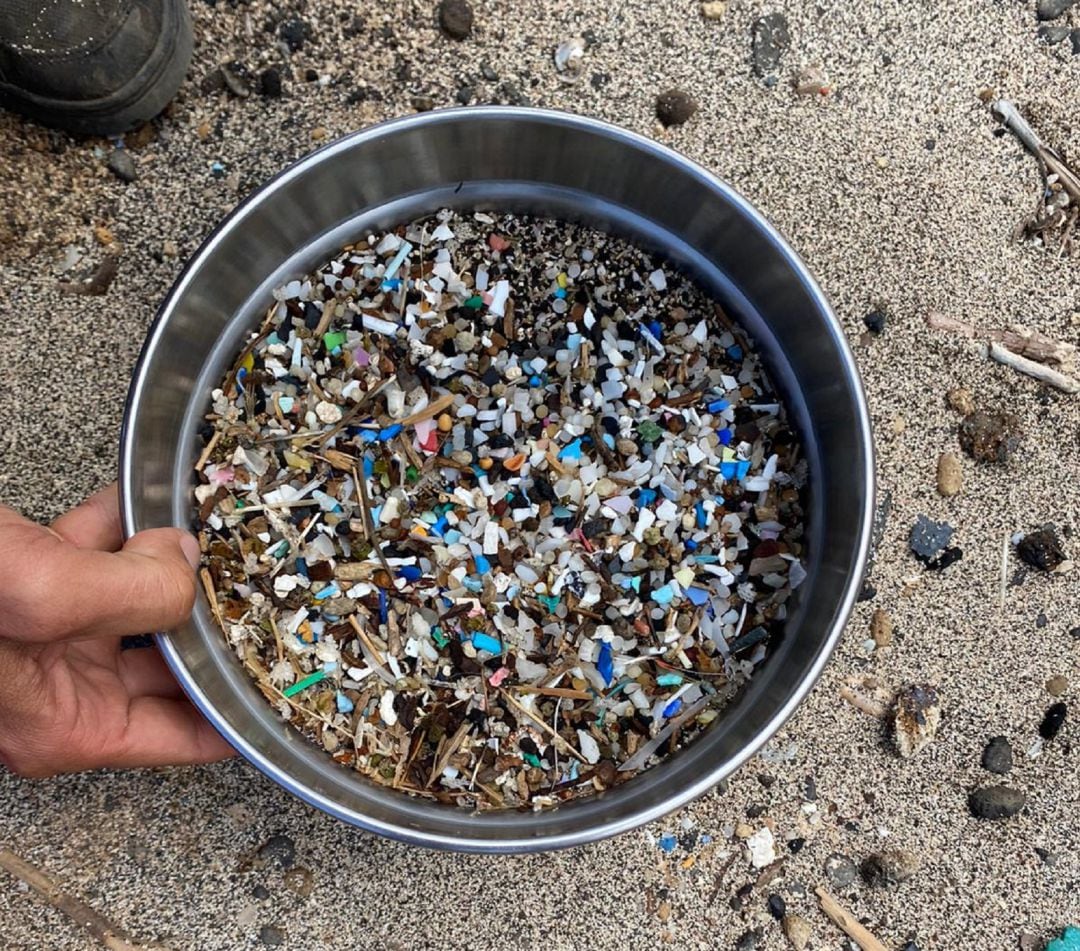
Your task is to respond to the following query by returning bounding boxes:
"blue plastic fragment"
[695,501,707,529]
[700,834,713,845]
[737,459,751,479]
[431,515,449,536]
[474,554,492,575]
[1047,926,1080,951]
[443,528,462,544]
[656,672,684,687]
[554,287,567,299]
[529,375,542,387]
[720,460,739,479]
[647,319,663,342]
[658,834,678,853]
[685,587,710,607]
[470,632,503,654]
[378,588,388,624]
[295,557,309,579]
[603,433,615,450]
[378,423,404,442]
[336,691,355,714]
[652,584,675,605]
[463,576,484,593]
[663,698,683,718]
[717,428,733,446]
[597,642,614,685]
[398,565,422,582]
[236,367,247,391]
[380,278,402,292]
[693,554,720,563]
[558,438,583,462]
[685,538,698,552]
[707,399,730,414]
[362,457,374,478]
[727,344,743,360]
[360,429,378,443]
[314,583,340,601]
[637,487,658,507]
[567,333,583,351]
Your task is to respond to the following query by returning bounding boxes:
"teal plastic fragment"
[1047,926,1080,951]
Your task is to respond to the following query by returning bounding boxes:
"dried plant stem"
[989,342,1080,393]
[815,887,888,951]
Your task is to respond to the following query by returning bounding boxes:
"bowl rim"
[120,105,875,851]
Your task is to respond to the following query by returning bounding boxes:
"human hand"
[0,484,234,776]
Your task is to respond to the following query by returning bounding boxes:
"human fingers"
[4,526,201,643]
[117,645,187,699]
[114,696,235,768]
[49,484,123,551]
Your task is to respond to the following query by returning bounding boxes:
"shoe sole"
[0,0,193,136]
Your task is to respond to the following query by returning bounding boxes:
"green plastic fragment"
[406,464,419,483]
[463,295,484,309]
[656,672,684,687]
[323,330,346,352]
[432,626,449,648]
[283,669,326,698]
[637,419,663,443]
[523,752,542,768]
[538,594,560,613]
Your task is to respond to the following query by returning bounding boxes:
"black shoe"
[0,0,192,136]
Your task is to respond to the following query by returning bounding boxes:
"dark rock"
[788,837,805,853]
[106,149,137,183]
[766,893,786,920]
[1016,527,1065,571]
[824,852,858,888]
[411,95,435,112]
[751,13,791,78]
[981,735,1013,774]
[735,928,763,950]
[1072,28,1080,54]
[969,784,1026,819]
[252,884,270,899]
[259,67,283,98]
[959,410,1021,463]
[438,0,474,40]
[1039,701,1067,740]
[480,62,498,81]
[1034,846,1058,866]
[861,849,920,887]
[456,85,474,104]
[278,18,310,51]
[1038,24,1072,43]
[259,925,285,947]
[803,775,818,801]
[590,72,610,90]
[655,88,698,126]
[1037,0,1079,20]
[1036,612,1048,629]
[256,834,296,869]
[909,516,953,561]
[221,62,251,98]
[863,310,887,335]
[858,581,877,601]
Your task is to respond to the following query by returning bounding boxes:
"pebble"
[735,929,763,951]
[1017,527,1066,571]
[260,67,283,98]
[909,516,953,561]
[1038,24,1073,43]
[766,893,786,919]
[106,150,137,183]
[655,89,698,127]
[1039,701,1067,740]
[221,63,251,98]
[782,914,812,950]
[968,784,1027,819]
[793,63,829,96]
[252,883,270,900]
[870,607,893,647]
[438,0,474,40]
[860,849,921,886]
[893,684,941,757]
[946,387,975,416]
[959,410,1021,464]
[1037,0,1079,19]
[747,826,777,868]
[700,1,727,19]
[824,852,858,888]
[981,735,1013,774]
[936,452,962,497]
[1046,675,1069,696]
[256,834,296,869]
[1072,28,1080,54]
[752,13,791,78]
[259,925,285,947]
[863,310,887,335]
[278,17,308,51]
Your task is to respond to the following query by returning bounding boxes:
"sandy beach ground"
[0,1,1078,948]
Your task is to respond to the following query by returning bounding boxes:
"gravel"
[969,785,1028,819]
[981,735,1014,774]
[438,0,474,40]
[105,150,137,183]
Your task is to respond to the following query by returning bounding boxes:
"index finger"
[50,483,123,552]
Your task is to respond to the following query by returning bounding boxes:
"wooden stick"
[498,689,588,762]
[926,312,1076,370]
[199,567,224,630]
[815,887,888,951]
[510,685,594,700]
[0,848,172,951]
[398,392,456,427]
[989,341,1080,393]
[193,430,222,472]
[839,685,888,718]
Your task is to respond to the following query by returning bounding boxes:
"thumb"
[10,527,202,643]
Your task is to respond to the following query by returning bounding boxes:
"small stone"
[909,516,953,561]
[863,310,887,335]
[438,0,474,40]
[861,849,921,886]
[106,150,137,183]
[959,410,1021,464]
[746,826,776,867]
[981,735,1013,775]
[1017,527,1066,571]
[870,607,893,647]
[283,866,314,898]
[793,63,829,96]
[256,834,296,869]
[1072,28,1080,54]
[1018,933,1041,951]
[735,821,754,838]
[278,17,309,51]
[259,67,283,98]
[968,785,1027,819]
[1046,675,1069,697]
[1038,24,1072,43]
[1037,0,1079,20]
[766,893,786,919]
[752,13,791,78]
[782,914,812,950]
[735,929,763,951]
[252,883,270,899]
[259,925,285,947]
[412,95,435,112]
[889,416,906,435]
[221,62,251,98]
[656,899,671,922]
[1039,701,1067,740]
[946,387,975,415]
[936,452,962,497]
[655,89,698,127]
[700,1,727,19]
[824,852,858,888]
[893,684,941,757]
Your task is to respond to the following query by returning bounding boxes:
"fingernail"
[179,533,202,570]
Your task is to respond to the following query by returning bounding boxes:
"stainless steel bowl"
[121,107,874,852]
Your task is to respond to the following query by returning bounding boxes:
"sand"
[0,1,1078,948]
